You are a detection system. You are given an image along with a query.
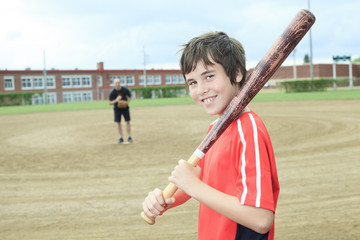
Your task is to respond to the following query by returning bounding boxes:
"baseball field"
[0,92,359,239]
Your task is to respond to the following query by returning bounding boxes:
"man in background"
[108,78,132,143]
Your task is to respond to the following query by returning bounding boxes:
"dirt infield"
[0,100,359,239]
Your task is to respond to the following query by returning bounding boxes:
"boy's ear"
[235,69,243,83]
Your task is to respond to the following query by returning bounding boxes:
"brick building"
[0,62,359,105]
[251,63,360,87]
[0,62,185,104]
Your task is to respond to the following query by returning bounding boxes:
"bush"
[0,92,39,106]
[279,79,334,93]
[133,86,188,99]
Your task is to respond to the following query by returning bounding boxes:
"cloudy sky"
[1,0,359,71]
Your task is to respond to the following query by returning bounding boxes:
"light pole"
[43,51,48,104]
[293,48,297,80]
[143,47,147,88]
[308,0,314,80]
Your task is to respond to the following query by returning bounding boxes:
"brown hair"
[180,31,246,87]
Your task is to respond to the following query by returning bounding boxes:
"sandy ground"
[0,100,359,239]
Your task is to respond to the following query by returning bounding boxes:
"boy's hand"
[168,160,201,197]
[142,188,175,219]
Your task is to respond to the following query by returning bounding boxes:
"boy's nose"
[197,82,209,95]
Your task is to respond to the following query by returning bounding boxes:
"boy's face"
[185,61,242,116]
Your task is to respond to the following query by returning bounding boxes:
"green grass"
[253,87,360,102]
[0,88,359,115]
[0,96,196,115]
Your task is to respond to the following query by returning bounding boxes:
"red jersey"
[197,110,280,240]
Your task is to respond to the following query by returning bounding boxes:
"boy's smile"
[186,60,242,116]
[202,96,217,104]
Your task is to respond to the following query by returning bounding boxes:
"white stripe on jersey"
[237,114,261,207]
[249,113,261,207]
[237,119,247,205]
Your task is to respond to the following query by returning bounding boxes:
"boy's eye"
[206,75,214,80]
[188,81,197,86]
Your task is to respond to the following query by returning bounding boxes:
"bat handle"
[141,150,204,224]
[140,182,178,224]
[141,211,155,225]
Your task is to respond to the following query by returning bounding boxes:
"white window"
[110,76,116,86]
[83,92,92,101]
[82,76,91,87]
[32,94,43,105]
[172,75,179,84]
[46,76,56,89]
[165,75,171,84]
[21,77,32,89]
[147,75,154,85]
[165,75,184,85]
[139,75,145,86]
[62,77,71,88]
[110,75,135,87]
[31,93,56,105]
[119,76,126,85]
[73,92,82,102]
[63,93,72,103]
[126,76,135,86]
[72,76,81,87]
[46,93,57,104]
[97,76,103,87]
[62,91,93,103]
[19,75,56,90]
[33,77,44,89]
[62,75,91,88]
[142,75,160,85]
[4,76,14,90]
[154,75,161,85]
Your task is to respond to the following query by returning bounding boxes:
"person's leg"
[114,110,123,143]
[126,121,131,140]
[117,122,124,139]
[124,109,132,142]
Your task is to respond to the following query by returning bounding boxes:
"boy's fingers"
[153,188,166,206]
[147,190,165,215]
[165,197,175,205]
[142,199,156,218]
[145,198,161,217]
[178,159,186,165]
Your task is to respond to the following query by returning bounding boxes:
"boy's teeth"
[203,97,214,103]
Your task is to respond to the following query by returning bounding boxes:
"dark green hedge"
[279,79,334,93]
[0,92,39,106]
[132,86,188,99]
[333,78,360,87]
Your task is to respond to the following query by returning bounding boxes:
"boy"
[108,78,133,143]
[142,32,279,239]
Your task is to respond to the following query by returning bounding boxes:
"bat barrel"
[250,9,315,92]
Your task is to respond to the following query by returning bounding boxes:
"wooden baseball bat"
[141,9,315,224]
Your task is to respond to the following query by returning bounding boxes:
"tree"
[352,56,360,63]
[303,54,310,64]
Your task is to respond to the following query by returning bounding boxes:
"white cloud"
[0,0,359,70]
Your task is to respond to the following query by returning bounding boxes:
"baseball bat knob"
[141,211,155,225]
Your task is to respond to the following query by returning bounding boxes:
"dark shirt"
[109,87,131,110]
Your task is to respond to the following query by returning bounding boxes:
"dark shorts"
[114,108,130,122]
[235,225,269,240]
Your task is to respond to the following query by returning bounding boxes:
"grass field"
[0,87,359,115]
